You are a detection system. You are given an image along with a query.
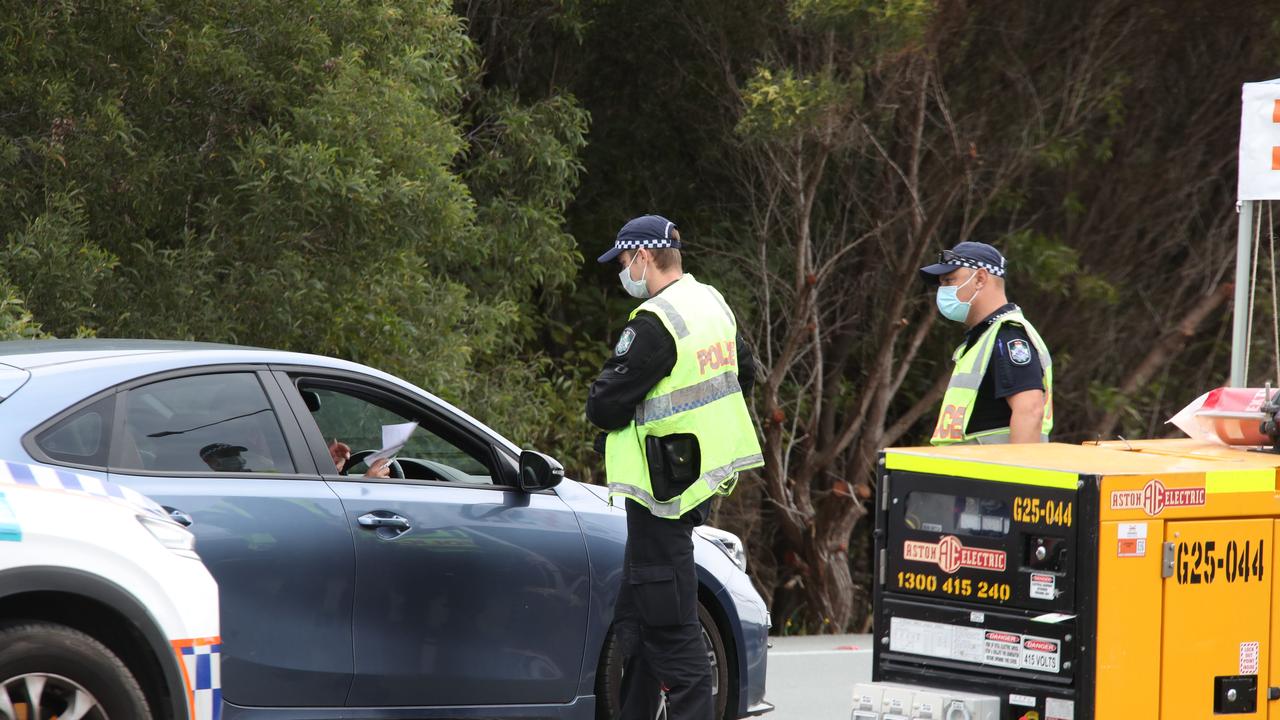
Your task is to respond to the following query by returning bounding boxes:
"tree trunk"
[1093,283,1234,438]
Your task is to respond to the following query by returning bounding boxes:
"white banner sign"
[1239,79,1280,200]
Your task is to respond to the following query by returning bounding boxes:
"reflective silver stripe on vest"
[645,296,690,339]
[949,329,1001,391]
[635,372,742,425]
[700,453,765,490]
[608,482,685,518]
[609,452,765,519]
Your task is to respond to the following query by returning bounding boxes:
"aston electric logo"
[902,535,1007,574]
[1109,478,1205,516]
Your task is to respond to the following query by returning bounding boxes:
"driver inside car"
[300,386,393,479]
[326,438,392,478]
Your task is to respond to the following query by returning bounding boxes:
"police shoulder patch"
[1007,338,1033,366]
[614,327,636,356]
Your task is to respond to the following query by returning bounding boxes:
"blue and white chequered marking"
[176,638,222,720]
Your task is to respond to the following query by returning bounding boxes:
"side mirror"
[518,450,564,492]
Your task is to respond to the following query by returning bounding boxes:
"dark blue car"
[0,340,771,719]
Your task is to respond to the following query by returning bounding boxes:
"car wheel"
[0,621,153,720]
[597,603,730,720]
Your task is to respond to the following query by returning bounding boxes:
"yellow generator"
[859,439,1280,720]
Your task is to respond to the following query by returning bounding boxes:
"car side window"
[118,373,295,474]
[34,394,115,469]
[300,384,495,484]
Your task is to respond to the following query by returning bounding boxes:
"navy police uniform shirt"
[963,303,1046,435]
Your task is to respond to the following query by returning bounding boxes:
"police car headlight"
[138,515,199,560]
[695,526,747,573]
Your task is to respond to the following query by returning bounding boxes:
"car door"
[103,368,357,707]
[275,369,592,708]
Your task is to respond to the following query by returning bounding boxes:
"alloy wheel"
[0,673,109,720]
[700,625,719,697]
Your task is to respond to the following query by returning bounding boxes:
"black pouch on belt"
[646,433,701,502]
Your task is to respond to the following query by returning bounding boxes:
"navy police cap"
[919,241,1007,285]
[598,214,682,263]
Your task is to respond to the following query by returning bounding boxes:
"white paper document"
[366,422,417,463]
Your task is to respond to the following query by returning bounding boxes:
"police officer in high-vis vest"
[587,215,764,720]
[919,242,1053,445]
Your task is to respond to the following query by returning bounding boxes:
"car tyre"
[597,603,730,720]
[0,621,153,720]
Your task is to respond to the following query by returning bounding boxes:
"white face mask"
[619,252,651,299]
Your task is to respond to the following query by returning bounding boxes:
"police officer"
[587,215,763,720]
[919,242,1052,445]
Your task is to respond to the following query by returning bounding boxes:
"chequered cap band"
[614,237,680,250]
[949,256,1005,277]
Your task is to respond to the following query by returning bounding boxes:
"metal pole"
[1231,199,1255,386]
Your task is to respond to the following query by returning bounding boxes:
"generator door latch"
[1215,675,1258,714]
[1269,686,1280,701]
[1162,542,1176,578]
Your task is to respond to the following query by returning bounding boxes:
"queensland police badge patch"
[1007,338,1033,366]
[615,328,636,356]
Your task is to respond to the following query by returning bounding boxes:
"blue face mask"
[619,253,651,299]
[936,271,980,323]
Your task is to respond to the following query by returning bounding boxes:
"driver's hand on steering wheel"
[329,438,392,478]
[365,457,391,479]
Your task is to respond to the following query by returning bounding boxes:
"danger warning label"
[984,631,1022,669]
[1021,636,1061,673]
[890,618,1062,674]
[1029,573,1056,600]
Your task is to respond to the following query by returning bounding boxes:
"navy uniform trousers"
[614,498,714,720]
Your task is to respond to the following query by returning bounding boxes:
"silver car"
[0,339,772,720]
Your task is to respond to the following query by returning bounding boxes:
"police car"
[0,460,220,720]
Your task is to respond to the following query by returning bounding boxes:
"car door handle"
[357,512,410,530]
[163,506,193,527]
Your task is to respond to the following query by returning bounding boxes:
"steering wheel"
[342,449,405,479]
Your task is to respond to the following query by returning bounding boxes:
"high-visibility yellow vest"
[605,275,765,518]
[931,308,1053,445]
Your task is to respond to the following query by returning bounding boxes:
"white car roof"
[0,339,523,455]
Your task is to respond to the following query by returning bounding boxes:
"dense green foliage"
[0,0,586,445]
[3,0,1280,631]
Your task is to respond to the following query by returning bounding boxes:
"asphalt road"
[764,633,872,720]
